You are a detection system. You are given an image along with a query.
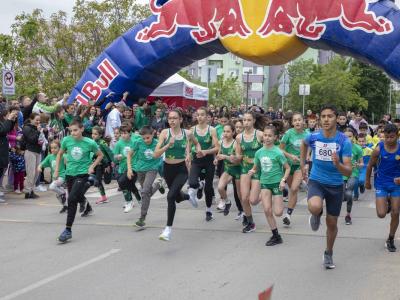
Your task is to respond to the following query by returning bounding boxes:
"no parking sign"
[2,69,15,95]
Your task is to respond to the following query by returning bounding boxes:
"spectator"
[105,102,124,138]
[151,107,166,133]
[0,107,18,202]
[349,111,368,134]
[32,92,59,115]
[265,106,276,120]
[134,98,150,131]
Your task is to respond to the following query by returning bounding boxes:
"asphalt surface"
[1,182,400,300]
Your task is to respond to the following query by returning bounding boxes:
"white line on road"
[0,248,121,300]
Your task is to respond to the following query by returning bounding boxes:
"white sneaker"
[217,200,226,211]
[124,201,134,213]
[159,227,171,241]
[235,211,244,220]
[188,188,198,208]
[34,185,47,192]
[14,189,21,194]
[0,198,5,203]
[283,213,291,227]
[0,191,4,197]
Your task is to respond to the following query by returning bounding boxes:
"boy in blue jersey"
[366,124,400,252]
[301,104,352,269]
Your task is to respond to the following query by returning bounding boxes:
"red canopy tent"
[148,73,208,108]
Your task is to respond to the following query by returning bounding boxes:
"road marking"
[0,248,121,300]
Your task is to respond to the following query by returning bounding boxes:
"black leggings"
[188,155,215,208]
[94,165,106,196]
[164,161,189,226]
[66,175,90,228]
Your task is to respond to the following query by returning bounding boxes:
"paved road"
[0,183,400,300]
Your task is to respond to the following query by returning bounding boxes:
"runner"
[214,123,242,216]
[366,124,400,252]
[356,133,373,197]
[280,112,307,226]
[249,125,290,246]
[236,112,264,233]
[342,127,363,225]
[126,125,163,229]
[55,119,104,243]
[188,107,219,221]
[300,104,352,269]
[154,109,200,241]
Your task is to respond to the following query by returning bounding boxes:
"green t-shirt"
[113,138,133,174]
[131,138,161,172]
[344,143,363,179]
[281,128,307,165]
[64,113,74,125]
[134,107,149,131]
[61,136,99,176]
[215,124,224,140]
[41,153,66,179]
[254,146,287,184]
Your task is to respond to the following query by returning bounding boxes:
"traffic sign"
[278,83,289,97]
[2,69,15,95]
[299,84,310,96]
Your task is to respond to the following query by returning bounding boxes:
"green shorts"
[261,183,282,196]
[226,166,241,180]
[290,164,301,176]
[241,163,260,180]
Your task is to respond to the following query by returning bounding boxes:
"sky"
[0,0,148,35]
[1,0,400,34]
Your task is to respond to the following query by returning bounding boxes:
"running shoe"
[223,202,232,216]
[60,193,67,205]
[135,217,146,228]
[0,198,5,203]
[235,211,244,221]
[96,195,108,204]
[58,229,72,243]
[156,177,167,195]
[385,238,397,252]
[217,200,226,211]
[59,206,68,214]
[345,215,352,225]
[283,213,291,226]
[133,189,142,202]
[323,251,335,269]
[79,198,87,213]
[205,211,214,222]
[14,189,21,194]
[359,184,365,194]
[81,204,93,217]
[309,212,322,231]
[197,180,204,199]
[35,185,47,192]
[124,201,134,213]
[0,191,4,197]
[188,188,198,208]
[265,235,283,246]
[159,227,171,241]
[242,223,256,233]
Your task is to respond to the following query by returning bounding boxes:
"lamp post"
[245,70,252,111]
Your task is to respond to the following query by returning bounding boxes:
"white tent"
[150,73,209,101]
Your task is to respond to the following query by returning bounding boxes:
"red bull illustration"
[135,0,252,44]
[257,0,394,40]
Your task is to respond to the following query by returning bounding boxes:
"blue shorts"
[375,185,400,198]
[307,179,344,217]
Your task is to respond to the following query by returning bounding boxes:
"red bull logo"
[136,0,252,44]
[258,0,393,40]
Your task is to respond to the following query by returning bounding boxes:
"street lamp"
[244,70,252,111]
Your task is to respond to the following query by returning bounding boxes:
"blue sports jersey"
[304,130,352,186]
[374,141,400,189]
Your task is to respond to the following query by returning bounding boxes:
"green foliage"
[208,75,243,107]
[0,0,150,98]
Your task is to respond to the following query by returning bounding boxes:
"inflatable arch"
[68,0,400,105]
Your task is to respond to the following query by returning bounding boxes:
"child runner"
[356,133,373,197]
[38,141,67,213]
[280,112,307,226]
[366,124,400,252]
[114,124,141,213]
[9,146,25,194]
[188,107,219,221]
[300,104,352,269]
[342,127,363,225]
[214,123,242,216]
[154,109,200,241]
[55,119,103,243]
[236,112,263,233]
[127,126,162,228]
[249,125,290,246]
[91,126,113,204]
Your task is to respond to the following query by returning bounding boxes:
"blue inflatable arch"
[68,0,400,105]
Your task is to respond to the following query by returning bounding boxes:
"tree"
[0,0,150,98]
[208,75,243,107]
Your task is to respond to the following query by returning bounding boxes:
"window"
[252,83,263,91]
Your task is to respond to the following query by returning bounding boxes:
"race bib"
[315,141,336,162]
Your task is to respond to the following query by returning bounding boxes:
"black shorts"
[307,179,344,217]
